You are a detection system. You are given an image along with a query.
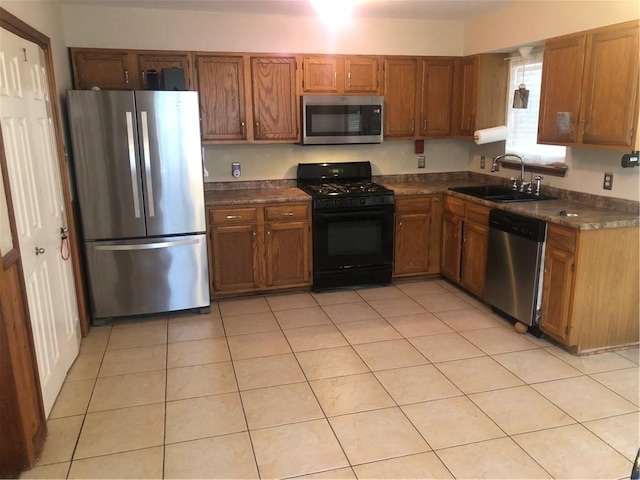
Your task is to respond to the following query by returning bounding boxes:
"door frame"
[0,7,89,336]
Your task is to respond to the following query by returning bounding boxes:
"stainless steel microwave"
[301,95,384,145]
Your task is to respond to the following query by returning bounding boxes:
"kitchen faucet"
[491,153,526,191]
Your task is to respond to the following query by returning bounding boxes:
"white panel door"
[0,28,80,416]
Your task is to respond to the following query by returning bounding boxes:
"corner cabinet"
[538,21,639,148]
[540,224,639,353]
[452,54,509,138]
[393,195,442,277]
[208,202,311,295]
[440,196,490,297]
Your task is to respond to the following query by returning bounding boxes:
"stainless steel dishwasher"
[484,209,547,328]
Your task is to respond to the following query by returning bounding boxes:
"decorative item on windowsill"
[512,46,533,109]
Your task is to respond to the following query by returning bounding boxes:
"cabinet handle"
[398,222,403,226]
[141,70,146,85]
[423,119,426,131]
[467,117,471,130]
[433,197,439,202]
[582,118,588,135]
[255,122,260,135]
[267,231,271,235]
[281,212,294,217]
[336,71,338,87]
[124,70,129,84]
[226,215,242,219]
[347,71,350,87]
[410,119,415,131]
[240,122,245,135]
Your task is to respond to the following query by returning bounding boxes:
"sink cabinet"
[540,224,639,353]
[538,21,639,148]
[440,196,490,297]
[208,203,311,295]
[393,195,442,277]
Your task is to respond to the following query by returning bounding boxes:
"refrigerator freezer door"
[135,91,206,236]
[67,90,146,240]
[84,234,210,319]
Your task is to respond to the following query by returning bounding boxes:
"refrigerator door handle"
[125,111,141,218]
[93,238,199,251]
[140,111,155,217]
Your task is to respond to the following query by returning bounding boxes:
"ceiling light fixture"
[310,0,359,28]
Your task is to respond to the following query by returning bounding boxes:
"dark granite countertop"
[203,179,639,231]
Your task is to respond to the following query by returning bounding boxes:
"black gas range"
[297,162,395,291]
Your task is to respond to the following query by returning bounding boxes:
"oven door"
[313,206,394,272]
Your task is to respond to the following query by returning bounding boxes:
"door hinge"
[630,128,634,139]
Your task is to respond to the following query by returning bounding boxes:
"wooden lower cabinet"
[393,195,442,277]
[440,196,489,296]
[208,202,311,295]
[539,224,639,352]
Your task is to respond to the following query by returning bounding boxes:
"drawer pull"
[281,212,294,217]
[226,215,242,219]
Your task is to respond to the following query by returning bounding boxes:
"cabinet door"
[538,35,587,144]
[420,58,454,137]
[457,56,477,137]
[539,246,575,344]
[72,49,134,90]
[344,56,379,93]
[137,52,192,90]
[251,56,298,141]
[196,56,247,141]
[440,212,462,282]
[394,212,431,276]
[265,221,310,287]
[460,221,488,297]
[211,224,261,292]
[383,58,418,138]
[302,56,339,92]
[580,24,639,146]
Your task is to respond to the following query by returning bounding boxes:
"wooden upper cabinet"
[137,52,192,90]
[383,57,419,138]
[420,58,455,137]
[302,55,379,94]
[344,56,379,93]
[581,24,639,146]
[453,54,508,137]
[251,56,298,141]
[302,56,339,92]
[539,21,639,148]
[195,55,247,141]
[71,49,135,90]
[538,35,587,144]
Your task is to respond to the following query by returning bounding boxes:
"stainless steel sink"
[449,185,557,203]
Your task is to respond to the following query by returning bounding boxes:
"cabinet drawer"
[265,204,309,221]
[465,203,490,225]
[547,225,577,253]
[209,207,258,224]
[443,195,465,217]
[396,196,432,214]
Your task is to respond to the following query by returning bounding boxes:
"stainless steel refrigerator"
[67,90,209,321]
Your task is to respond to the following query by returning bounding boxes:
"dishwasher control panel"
[489,209,547,242]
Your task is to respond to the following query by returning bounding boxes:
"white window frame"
[506,50,566,164]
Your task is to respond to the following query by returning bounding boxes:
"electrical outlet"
[603,172,613,190]
[417,156,426,168]
[480,156,485,169]
[232,162,241,178]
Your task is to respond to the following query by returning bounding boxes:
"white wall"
[62,4,463,56]
[464,1,640,54]
[204,139,470,181]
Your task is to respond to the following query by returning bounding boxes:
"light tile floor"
[21,279,639,479]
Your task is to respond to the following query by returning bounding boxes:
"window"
[506,50,566,163]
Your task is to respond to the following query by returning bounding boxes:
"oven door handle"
[315,208,393,219]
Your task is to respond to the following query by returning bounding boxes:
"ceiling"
[60,0,515,21]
